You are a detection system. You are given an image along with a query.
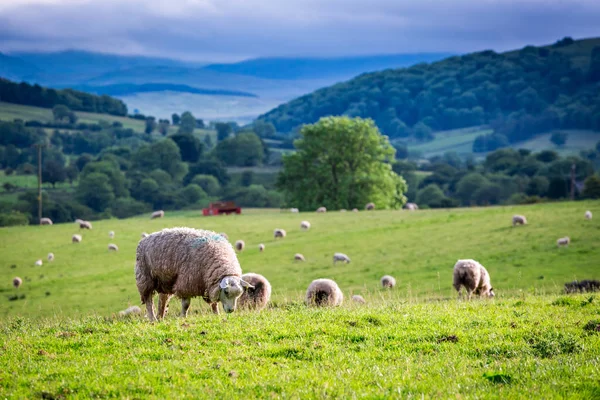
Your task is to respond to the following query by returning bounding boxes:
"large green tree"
[277,116,407,210]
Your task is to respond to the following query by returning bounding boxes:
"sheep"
[585,211,592,220]
[235,240,245,252]
[340,209,347,212]
[47,253,54,262]
[512,215,527,226]
[238,273,271,310]
[294,253,306,262]
[352,208,358,212]
[452,259,495,300]
[34,259,42,267]
[274,229,287,239]
[365,202,375,211]
[333,253,351,264]
[557,236,570,247]
[72,234,82,243]
[108,243,119,251]
[75,218,84,224]
[564,280,600,294]
[141,232,149,238]
[305,279,343,307]
[79,220,92,230]
[135,227,253,321]
[151,210,165,219]
[290,208,299,213]
[351,294,366,304]
[258,244,265,252]
[300,221,311,231]
[13,277,22,289]
[381,275,396,288]
[40,217,53,225]
[118,305,142,317]
[316,206,327,213]
[404,202,419,211]
[109,231,115,239]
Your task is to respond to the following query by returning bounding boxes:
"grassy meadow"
[1,202,599,398]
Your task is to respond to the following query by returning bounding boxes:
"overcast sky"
[1,0,599,62]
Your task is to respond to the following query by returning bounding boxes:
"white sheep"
[151,210,165,219]
[404,202,419,211]
[294,253,306,262]
[34,259,42,267]
[141,232,149,238]
[557,237,570,247]
[238,272,271,311]
[316,206,327,213]
[300,221,311,230]
[290,208,299,213]
[352,208,358,212]
[512,215,527,226]
[75,218,84,224]
[258,244,265,252]
[333,253,351,264]
[108,243,119,251]
[453,259,495,300]
[274,229,287,239]
[40,217,53,225]
[47,253,54,262]
[118,305,142,317]
[340,209,347,212]
[79,220,92,230]
[305,279,343,307]
[109,231,115,239]
[135,227,253,321]
[585,211,592,220]
[72,234,82,243]
[13,277,22,289]
[235,240,245,252]
[381,275,396,288]
[351,294,366,304]
[365,202,375,210]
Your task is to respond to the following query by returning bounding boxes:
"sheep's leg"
[211,302,220,314]
[144,296,156,322]
[158,293,173,319]
[181,298,191,318]
[466,290,474,301]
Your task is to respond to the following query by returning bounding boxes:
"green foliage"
[582,175,600,199]
[214,132,264,167]
[416,184,447,208]
[215,122,233,141]
[472,133,509,152]
[41,160,67,188]
[171,113,180,125]
[178,184,207,204]
[144,117,156,134]
[550,131,568,147]
[133,139,184,180]
[109,197,151,219]
[456,173,490,205]
[190,174,221,196]
[76,172,115,211]
[0,210,29,227]
[170,133,203,163]
[178,111,196,134]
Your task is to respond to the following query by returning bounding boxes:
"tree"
[253,121,276,137]
[179,111,196,134]
[413,122,434,141]
[582,175,600,199]
[65,165,79,185]
[42,160,67,188]
[277,116,407,210]
[241,171,254,187]
[52,105,71,122]
[214,132,264,167]
[416,184,446,208]
[171,113,180,125]
[76,172,115,211]
[456,173,490,205]
[190,174,221,196]
[179,184,207,204]
[526,176,549,196]
[158,122,169,136]
[550,131,568,147]
[204,134,213,149]
[145,117,157,134]
[196,119,205,129]
[215,122,233,141]
[170,133,203,163]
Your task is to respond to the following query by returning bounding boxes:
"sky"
[1,0,600,62]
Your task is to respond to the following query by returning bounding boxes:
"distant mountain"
[71,83,257,97]
[0,53,39,81]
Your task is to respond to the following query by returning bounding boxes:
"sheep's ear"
[240,279,254,289]
[220,279,229,289]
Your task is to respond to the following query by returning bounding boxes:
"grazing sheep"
[109,231,115,239]
[351,294,366,304]
[316,206,327,213]
[352,208,358,212]
[557,236,570,247]
[290,208,299,213]
[13,277,22,289]
[135,227,253,321]
[75,218,84,224]
[151,210,165,219]
[34,259,42,267]
[274,229,287,239]
[404,202,419,211]
[108,243,119,251]
[72,234,82,243]
[258,244,265,252]
[238,273,271,310]
[381,275,396,288]
[300,221,311,230]
[141,232,149,238]
[452,259,495,300]
[40,217,53,225]
[365,202,375,210]
[118,305,142,317]
[340,209,347,212]
[305,279,343,307]
[235,240,245,252]
[333,253,351,264]
[564,280,600,294]
[219,232,229,240]
[47,253,54,262]
[512,215,527,226]
[79,220,92,230]
[294,253,306,262]
[585,211,592,220]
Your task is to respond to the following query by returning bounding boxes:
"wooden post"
[570,163,576,201]
[37,144,43,224]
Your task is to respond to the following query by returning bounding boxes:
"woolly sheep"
[290,208,299,213]
[141,232,149,238]
[557,236,570,247]
[340,209,347,212]
[75,218,84,224]
[300,221,311,230]
[274,229,287,239]
[235,240,245,252]
[118,305,142,317]
[404,202,418,211]
[333,252,351,264]
[585,211,592,220]
[47,253,54,262]
[453,259,495,300]
[72,234,82,243]
[294,253,305,262]
[352,208,358,212]
[365,202,375,211]
[151,210,165,219]
[381,275,396,288]
[40,217,53,225]
[135,227,253,321]
[316,206,327,213]
[13,277,22,289]
[305,279,343,307]
[259,244,265,252]
[238,273,271,310]
[34,259,42,267]
[79,220,92,230]
[109,231,115,239]
[108,243,119,251]
[351,294,366,304]
[512,215,527,226]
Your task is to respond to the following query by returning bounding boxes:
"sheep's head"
[488,287,496,297]
[219,276,254,313]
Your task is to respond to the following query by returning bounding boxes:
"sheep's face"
[488,288,495,297]
[219,277,254,313]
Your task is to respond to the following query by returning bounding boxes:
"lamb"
[237,273,271,310]
[365,202,375,210]
[72,234,82,243]
[333,253,351,264]
[47,253,54,262]
[135,227,253,321]
[274,229,287,239]
[258,244,265,252]
[40,217,53,225]
[235,240,245,252]
[512,215,527,226]
[108,243,119,251]
[300,221,311,230]
[34,259,42,267]
[404,202,419,211]
[151,210,165,219]
[79,220,92,230]
[118,305,142,317]
[381,275,396,288]
[351,294,366,304]
[316,206,327,213]
[585,211,592,220]
[13,277,22,289]
[452,259,495,300]
[294,253,306,262]
[141,232,149,238]
[305,279,343,307]
[290,208,299,213]
[557,237,570,247]
[109,231,115,239]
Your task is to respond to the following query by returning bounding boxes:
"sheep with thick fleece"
[274,229,286,239]
[108,243,119,251]
[512,215,527,226]
[585,211,592,220]
[452,259,495,300]
[109,231,115,239]
[290,208,299,213]
[333,253,351,264]
[404,203,418,211]
[316,206,327,213]
[72,234,82,243]
[235,240,245,252]
[13,277,22,288]
[352,208,359,212]
[381,275,396,288]
[118,305,142,317]
[47,253,54,262]
[35,259,42,267]
[79,220,92,230]
[294,253,306,262]
[352,295,366,304]
[40,217,53,225]
[135,227,253,321]
[300,221,311,230]
[557,236,570,247]
[238,273,271,310]
[365,202,375,210]
[151,210,165,219]
[305,279,343,307]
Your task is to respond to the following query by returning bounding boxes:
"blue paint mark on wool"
[189,234,225,248]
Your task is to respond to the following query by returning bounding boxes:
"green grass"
[513,130,600,156]
[405,127,492,157]
[0,171,73,193]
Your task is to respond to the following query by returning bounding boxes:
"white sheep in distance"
[404,202,419,211]
[13,277,22,288]
[333,253,351,264]
[316,206,327,213]
[340,209,347,212]
[453,259,495,300]
[258,244,265,252]
[235,240,245,252]
[294,253,306,262]
[274,229,287,239]
[290,208,299,213]
[141,232,149,238]
[79,220,92,230]
[585,211,592,220]
[557,237,570,247]
[34,259,42,267]
[352,208,359,212]
[109,231,115,239]
[351,294,366,304]
[118,305,142,317]
[365,202,375,210]
[300,221,311,230]
[135,227,254,321]
[150,210,165,219]
[512,215,527,226]
[381,275,396,288]
[40,217,53,225]
[72,234,82,243]
[108,243,119,251]
[238,273,271,311]
[47,253,54,262]
[305,279,343,307]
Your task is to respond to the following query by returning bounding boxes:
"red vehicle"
[202,201,242,216]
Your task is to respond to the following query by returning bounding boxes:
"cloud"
[1,0,599,61]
